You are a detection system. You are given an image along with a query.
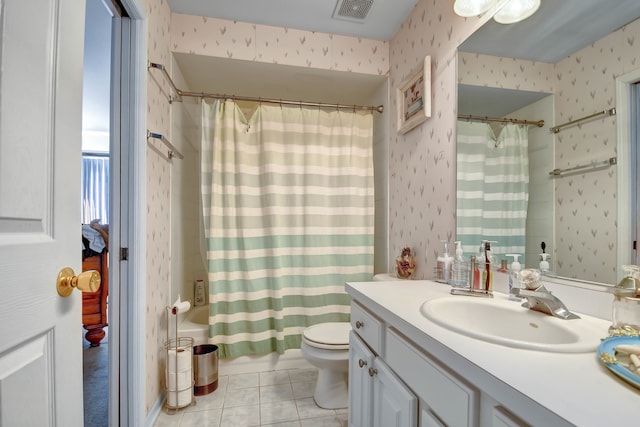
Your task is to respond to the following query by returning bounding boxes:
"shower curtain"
[456,121,529,257]
[201,100,374,358]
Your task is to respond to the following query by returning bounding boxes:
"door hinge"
[121,247,129,261]
[634,241,637,251]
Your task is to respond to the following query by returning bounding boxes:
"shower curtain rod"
[148,62,384,114]
[458,114,544,127]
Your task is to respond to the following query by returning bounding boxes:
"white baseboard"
[145,389,166,427]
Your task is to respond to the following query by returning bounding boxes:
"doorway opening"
[82,1,117,425]
[633,81,639,266]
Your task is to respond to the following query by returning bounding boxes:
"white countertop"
[346,280,639,426]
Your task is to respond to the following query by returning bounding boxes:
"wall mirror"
[456,0,640,286]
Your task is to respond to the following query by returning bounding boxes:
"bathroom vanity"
[346,280,638,427]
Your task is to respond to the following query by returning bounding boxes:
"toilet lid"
[303,322,351,348]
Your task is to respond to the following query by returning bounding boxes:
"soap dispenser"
[436,240,453,283]
[505,254,522,301]
[476,240,487,265]
[450,241,468,288]
[539,241,550,273]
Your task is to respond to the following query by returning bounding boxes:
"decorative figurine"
[396,247,416,279]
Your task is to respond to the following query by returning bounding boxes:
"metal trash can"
[193,344,219,396]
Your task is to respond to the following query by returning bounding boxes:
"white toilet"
[300,321,351,409]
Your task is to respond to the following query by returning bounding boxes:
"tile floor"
[153,368,348,427]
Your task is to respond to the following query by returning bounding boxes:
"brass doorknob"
[57,267,101,297]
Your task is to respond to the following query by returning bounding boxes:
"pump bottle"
[539,241,550,273]
[436,240,453,283]
[450,241,467,288]
[506,254,522,301]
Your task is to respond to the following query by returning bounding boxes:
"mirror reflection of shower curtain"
[81,154,109,223]
[456,121,529,258]
[201,99,374,359]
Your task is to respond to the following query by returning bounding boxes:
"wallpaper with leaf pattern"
[142,0,172,415]
[388,0,481,279]
[171,13,388,75]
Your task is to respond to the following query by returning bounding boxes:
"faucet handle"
[517,268,542,290]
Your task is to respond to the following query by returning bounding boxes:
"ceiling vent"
[332,0,374,23]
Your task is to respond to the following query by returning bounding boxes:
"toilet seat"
[302,322,351,350]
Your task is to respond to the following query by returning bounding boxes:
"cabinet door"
[349,331,375,427]
[492,406,529,427]
[372,358,417,427]
[421,407,446,427]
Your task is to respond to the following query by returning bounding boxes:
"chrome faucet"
[510,285,579,320]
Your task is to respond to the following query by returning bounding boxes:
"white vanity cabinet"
[349,299,532,427]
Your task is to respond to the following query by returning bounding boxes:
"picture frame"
[397,56,431,134]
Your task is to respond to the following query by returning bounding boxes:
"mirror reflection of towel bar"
[549,157,617,177]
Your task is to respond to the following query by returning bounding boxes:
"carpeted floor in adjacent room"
[83,328,108,427]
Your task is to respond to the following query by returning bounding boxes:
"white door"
[0,0,86,425]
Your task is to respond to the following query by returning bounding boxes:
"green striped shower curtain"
[201,100,374,359]
[456,121,529,258]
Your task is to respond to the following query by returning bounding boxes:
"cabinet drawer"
[385,328,479,427]
[351,302,384,355]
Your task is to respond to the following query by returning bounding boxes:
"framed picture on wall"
[397,56,431,134]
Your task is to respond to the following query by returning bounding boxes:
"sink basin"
[420,296,604,353]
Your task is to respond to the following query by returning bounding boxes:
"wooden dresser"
[82,251,108,346]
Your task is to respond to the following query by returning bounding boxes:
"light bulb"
[453,0,499,18]
[494,0,541,24]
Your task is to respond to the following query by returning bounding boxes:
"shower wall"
[169,58,205,306]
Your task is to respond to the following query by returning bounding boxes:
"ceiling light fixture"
[453,0,541,24]
[493,0,540,24]
[453,0,498,18]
